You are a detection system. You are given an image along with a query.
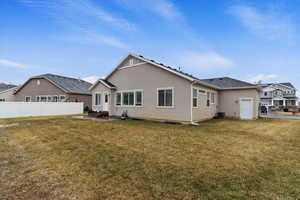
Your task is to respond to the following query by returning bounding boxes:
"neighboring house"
[14,74,92,108]
[256,82,298,108]
[0,84,18,102]
[90,54,260,123]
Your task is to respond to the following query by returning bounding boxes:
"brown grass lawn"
[272,111,300,116]
[1,117,300,200]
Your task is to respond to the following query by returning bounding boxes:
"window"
[122,92,134,106]
[193,88,198,107]
[211,93,215,104]
[264,92,268,96]
[95,93,101,105]
[206,92,210,107]
[135,91,142,106]
[25,96,31,102]
[47,96,52,102]
[40,96,47,102]
[59,95,66,102]
[198,89,206,94]
[53,96,58,102]
[116,93,121,106]
[105,94,108,103]
[158,88,173,107]
[0,98,5,102]
[129,58,134,65]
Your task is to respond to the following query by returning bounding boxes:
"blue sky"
[1,0,300,94]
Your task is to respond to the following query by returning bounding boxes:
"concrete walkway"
[260,113,300,119]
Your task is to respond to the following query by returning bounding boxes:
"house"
[90,54,260,123]
[0,83,18,102]
[14,74,92,109]
[256,82,298,108]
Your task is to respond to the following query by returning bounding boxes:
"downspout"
[190,83,193,123]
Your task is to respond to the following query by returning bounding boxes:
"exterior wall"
[92,61,192,122]
[218,89,260,119]
[0,88,16,101]
[14,78,91,108]
[68,94,92,109]
[91,83,112,112]
[15,78,66,102]
[192,84,218,121]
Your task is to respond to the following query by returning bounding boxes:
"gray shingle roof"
[35,74,92,95]
[136,55,256,89]
[257,82,295,89]
[137,55,200,81]
[200,77,256,89]
[0,83,17,93]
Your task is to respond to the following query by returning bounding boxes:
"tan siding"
[0,89,16,101]
[192,84,218,121]
[218,89,260,119]
[92,62,192,122]
[15,78,66,102]
[68,94,92,109]
[91,84,112,112]
[15,78,91,108]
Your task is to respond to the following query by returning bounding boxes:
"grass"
[1,116,300,200]
[272,111,300,116]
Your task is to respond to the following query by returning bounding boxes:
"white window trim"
[94,93,101,105]
[206,92,210,107]
[115,89,144,108]
[52,95,59,102]
[211,92,215,104]
[59,95,66,102]
[192,88,198,108]
[25,96,31,102]
[156,87,174,108]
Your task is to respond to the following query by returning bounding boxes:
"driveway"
[260,113,300,119]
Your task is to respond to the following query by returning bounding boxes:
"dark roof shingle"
[200,77,256,89]
[35,74,92,95]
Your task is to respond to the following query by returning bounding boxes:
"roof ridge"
[40,73,90,83]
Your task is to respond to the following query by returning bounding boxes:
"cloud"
[177,51,234,72]
[86,33,129,49]
[83,76,101,84]
[229,4,296,42]
[247,74,280,83]
[0,59,30,69]
[19,0,132,49]
[116,0,183,21]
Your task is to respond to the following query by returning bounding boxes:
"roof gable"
[15,74,92,95]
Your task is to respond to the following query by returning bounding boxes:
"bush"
[283,108,289,112]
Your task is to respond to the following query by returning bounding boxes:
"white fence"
[0,102,83,119]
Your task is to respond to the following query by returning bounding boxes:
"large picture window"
[122,92,134,106]
[193,88,198,107]
[158,88,173,107]
[115,90,143,107]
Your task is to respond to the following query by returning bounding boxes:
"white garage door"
[240,98,253,120]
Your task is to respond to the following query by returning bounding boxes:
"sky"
[1,0,300,95]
